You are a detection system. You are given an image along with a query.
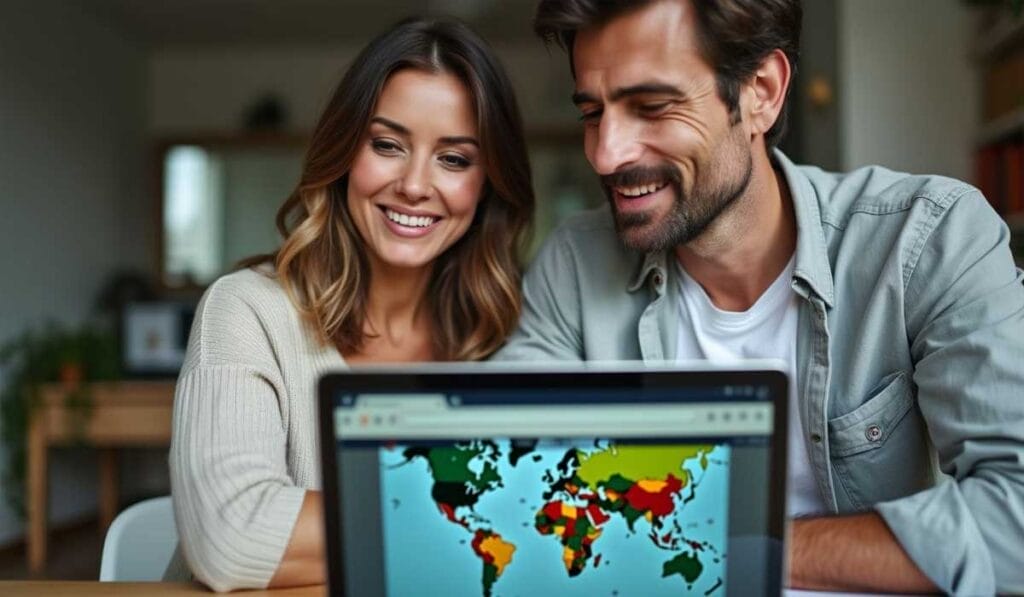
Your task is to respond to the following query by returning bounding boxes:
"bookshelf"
[972,5,1024,265]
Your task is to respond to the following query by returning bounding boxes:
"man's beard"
[601,145,753,253]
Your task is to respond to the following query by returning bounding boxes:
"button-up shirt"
[494,150,1024,595]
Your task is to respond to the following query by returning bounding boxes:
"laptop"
[318,363,788,596]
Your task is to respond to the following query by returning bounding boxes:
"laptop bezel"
[317,364,788,596]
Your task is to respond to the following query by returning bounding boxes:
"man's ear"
[743,48,792,139]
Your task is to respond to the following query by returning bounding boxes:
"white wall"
[838,0,979,180]
[0,0,150,547]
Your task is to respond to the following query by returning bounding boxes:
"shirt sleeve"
[491,229,585,362]
[169,279,307,592]
[875,189,1024,595]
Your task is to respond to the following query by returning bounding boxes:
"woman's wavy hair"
[243,17,534,361]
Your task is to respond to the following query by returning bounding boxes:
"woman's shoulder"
[185,265,310,368]
[206,264,286,303]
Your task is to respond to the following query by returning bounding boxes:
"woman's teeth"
[385,208,436,228]
[617,182,666,197]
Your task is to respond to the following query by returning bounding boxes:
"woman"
[168,18,533,591]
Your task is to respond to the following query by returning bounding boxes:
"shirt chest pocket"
[827,371,934,511]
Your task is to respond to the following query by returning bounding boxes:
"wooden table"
[27,381,176,574]
[0,582,325,596]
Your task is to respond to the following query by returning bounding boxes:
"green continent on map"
[401,442,502,524]
[662,551,703,585]
[576,444,712,488]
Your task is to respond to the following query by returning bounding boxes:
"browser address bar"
[400,406,696,429]
[337,402,772,439]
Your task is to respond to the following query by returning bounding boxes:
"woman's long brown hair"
[241,18,534,361]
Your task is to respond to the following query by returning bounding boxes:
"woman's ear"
[742,48,792,140]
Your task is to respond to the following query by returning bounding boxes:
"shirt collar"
[628,250,667,293]
[625,149,835,306]
[773,149,835,307]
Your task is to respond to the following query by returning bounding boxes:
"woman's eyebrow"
[370,116,478,147]
[370,116,410,135]
[438,135,479,147]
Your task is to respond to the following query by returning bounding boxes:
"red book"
[1006,142,1024,215]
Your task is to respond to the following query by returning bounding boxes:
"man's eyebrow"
[370,116,478,147]
[572,83,687,106]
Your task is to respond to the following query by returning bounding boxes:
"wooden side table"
[27,381,176,574]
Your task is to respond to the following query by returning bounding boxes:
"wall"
[148,40,577,134]
[0,0,150,547]
[839,0,979,180]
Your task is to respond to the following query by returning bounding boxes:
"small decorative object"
[243,93,288,131]
[0,323,119,517]
[806,75,834,111]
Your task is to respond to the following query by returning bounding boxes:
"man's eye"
[578,110,602,123]
[638,102,671,115]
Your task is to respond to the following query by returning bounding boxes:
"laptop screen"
[319,367,787,597]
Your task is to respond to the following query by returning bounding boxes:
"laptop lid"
[318,363,788,597]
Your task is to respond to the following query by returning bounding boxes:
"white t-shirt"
[675,257,827,517]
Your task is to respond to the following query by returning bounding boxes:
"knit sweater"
[167,267,345,591]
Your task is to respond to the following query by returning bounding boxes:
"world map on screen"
[379,440,730,596]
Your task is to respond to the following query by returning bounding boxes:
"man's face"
[573,0,752,252]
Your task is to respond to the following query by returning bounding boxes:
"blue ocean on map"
[379,440,730,597]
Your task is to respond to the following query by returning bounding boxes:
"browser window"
[327,381,783,597]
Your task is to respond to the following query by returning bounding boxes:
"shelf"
[973,11,1024,61]
[977,106,1024,146]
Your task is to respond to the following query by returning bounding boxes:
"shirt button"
[810,433,822,443]
[865,425,883,442]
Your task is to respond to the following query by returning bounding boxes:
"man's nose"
[396,155,433,202]
[590,115,643,176]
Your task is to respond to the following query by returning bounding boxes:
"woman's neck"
[344,258,436,363]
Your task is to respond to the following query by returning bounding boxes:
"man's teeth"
[618,183,665,198]
[385,208,436,228]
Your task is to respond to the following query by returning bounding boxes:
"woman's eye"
[440,154,471,169]
[371,139,401,154]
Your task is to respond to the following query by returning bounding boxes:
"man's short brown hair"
[534,0,802,148]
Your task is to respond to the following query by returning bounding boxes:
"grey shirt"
[494,150,1024,595]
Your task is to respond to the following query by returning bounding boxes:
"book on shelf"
[974,138,1024,217]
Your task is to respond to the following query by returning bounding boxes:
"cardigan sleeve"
[169,275,308,592]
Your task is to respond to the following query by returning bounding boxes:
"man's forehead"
[572,0,704,92]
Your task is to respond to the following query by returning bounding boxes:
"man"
[494,0,1024,594]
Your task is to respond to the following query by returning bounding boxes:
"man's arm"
[821,190,1024,594]
[788,513,936,592]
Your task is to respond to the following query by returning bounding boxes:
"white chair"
[99,495,178,581]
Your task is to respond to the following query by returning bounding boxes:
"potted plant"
[0,323,119,517]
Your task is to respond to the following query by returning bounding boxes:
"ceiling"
[85,0,541,47]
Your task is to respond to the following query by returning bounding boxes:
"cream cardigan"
[167,267,345,591]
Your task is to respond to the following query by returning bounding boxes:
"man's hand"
[788,512,937,593]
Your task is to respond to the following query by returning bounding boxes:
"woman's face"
[347,68,485,272]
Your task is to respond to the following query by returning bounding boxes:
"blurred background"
[0,0,1021,581]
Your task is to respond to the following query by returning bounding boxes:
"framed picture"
[121,301,195,377]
